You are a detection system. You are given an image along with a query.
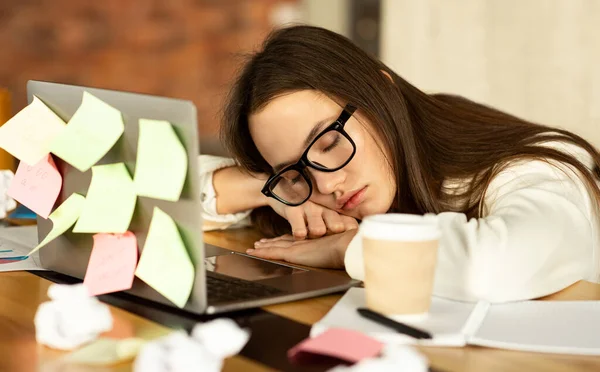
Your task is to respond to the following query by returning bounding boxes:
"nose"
[308,168,345,196]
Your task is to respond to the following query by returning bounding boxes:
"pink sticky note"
[288,328,384,364]
[7,155,62,219]
[83,232,138,296]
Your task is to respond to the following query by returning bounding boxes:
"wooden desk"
[1,227,599,371]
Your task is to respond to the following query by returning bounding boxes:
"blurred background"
[0,0,598,165]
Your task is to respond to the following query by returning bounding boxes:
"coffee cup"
[361,213,440,316]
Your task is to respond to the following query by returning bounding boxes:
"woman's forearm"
[212,166,269,214]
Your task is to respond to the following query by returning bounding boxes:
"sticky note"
[83,232,138,296]
[0,96,66,165]
[288,328,383,364]
[73,163,136,233]
[7,155,62,219]
[50,91,124,172]
[29,193,86,256]
[133,119,188,201]
[63,337,146,366]
[135,207,194,308]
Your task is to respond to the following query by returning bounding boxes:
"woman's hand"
[267,199,359,240]
[246,229,359,268]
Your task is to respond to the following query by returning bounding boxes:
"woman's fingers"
[322,208,345,234]
[247,246,289,261]
[341,215,360,231]
[305,210,327,238]
[271,200,359,241]
[269,198,359,241]
[253,239,294,250]
[285,208,308,240]
[258,234,295,243]
[247,236,345,268]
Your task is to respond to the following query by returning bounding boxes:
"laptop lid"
[27,80,209,313]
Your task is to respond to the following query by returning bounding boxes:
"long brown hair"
[222,25,600,237]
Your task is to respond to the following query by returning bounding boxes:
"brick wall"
[0,0,298,154]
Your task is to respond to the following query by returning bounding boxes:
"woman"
[199,25,600,302]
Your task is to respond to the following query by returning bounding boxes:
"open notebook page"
[311,287,480,347]
[470,300,600,355]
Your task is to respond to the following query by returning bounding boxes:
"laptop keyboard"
[206,272,285,304]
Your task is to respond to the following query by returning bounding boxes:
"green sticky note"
[133,119,187,201]
[63,337,146,366]
[135,207,194,308]
[50,91,124,172]
[0,96,66,165]
[28,193,85,256]
[73,163,136,233]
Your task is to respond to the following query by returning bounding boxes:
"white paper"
[328,344,428,372]
[191,318,250,359]
[0,170,16,219]
[314,288,600,355]
[0,225,38,246]
[469,300,600,355]
[311,288,473,346]
[134,331,222,372]
[0,226,45,271]
[134,319,251,372]
[35,283,113,350]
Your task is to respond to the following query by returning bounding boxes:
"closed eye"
[322,134,341,153]
[290,175,303,185]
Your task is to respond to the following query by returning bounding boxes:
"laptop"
[28,81,359,314]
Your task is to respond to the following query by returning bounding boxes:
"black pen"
[357,308,433,339]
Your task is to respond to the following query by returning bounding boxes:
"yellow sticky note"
[0,96,66,165]
[133,119,187,201]
[63,337,146,366]
[29,193,85,256]
[135,207,194,308]
[50,91,124,172]
[73,163,136,233]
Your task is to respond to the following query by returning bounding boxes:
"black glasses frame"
[261,104,357,206]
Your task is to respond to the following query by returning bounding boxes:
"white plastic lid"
[360,213,440,241]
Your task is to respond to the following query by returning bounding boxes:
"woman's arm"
[212,165,268,214]
[199,155,257,231]
[345,159,597,303]
[202,155,359,237]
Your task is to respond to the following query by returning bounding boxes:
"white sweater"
[198,144,600,303]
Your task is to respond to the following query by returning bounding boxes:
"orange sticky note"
[288,328,383,364]
[7,155,62,219]
[84,232,138,296]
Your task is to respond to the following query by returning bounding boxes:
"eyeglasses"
[261,104,357,206]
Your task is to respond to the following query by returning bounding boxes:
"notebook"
[311,288,600,355]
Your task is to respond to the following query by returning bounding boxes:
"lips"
[337,186,367,210]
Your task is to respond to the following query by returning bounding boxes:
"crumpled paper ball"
[328,344,429,372]
[0,170,16,219]
[134,318,251,372]
[34,283,113,350]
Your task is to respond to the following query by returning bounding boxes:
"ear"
[381,70,394,83]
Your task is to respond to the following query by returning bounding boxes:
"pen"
[357,308,433,339]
